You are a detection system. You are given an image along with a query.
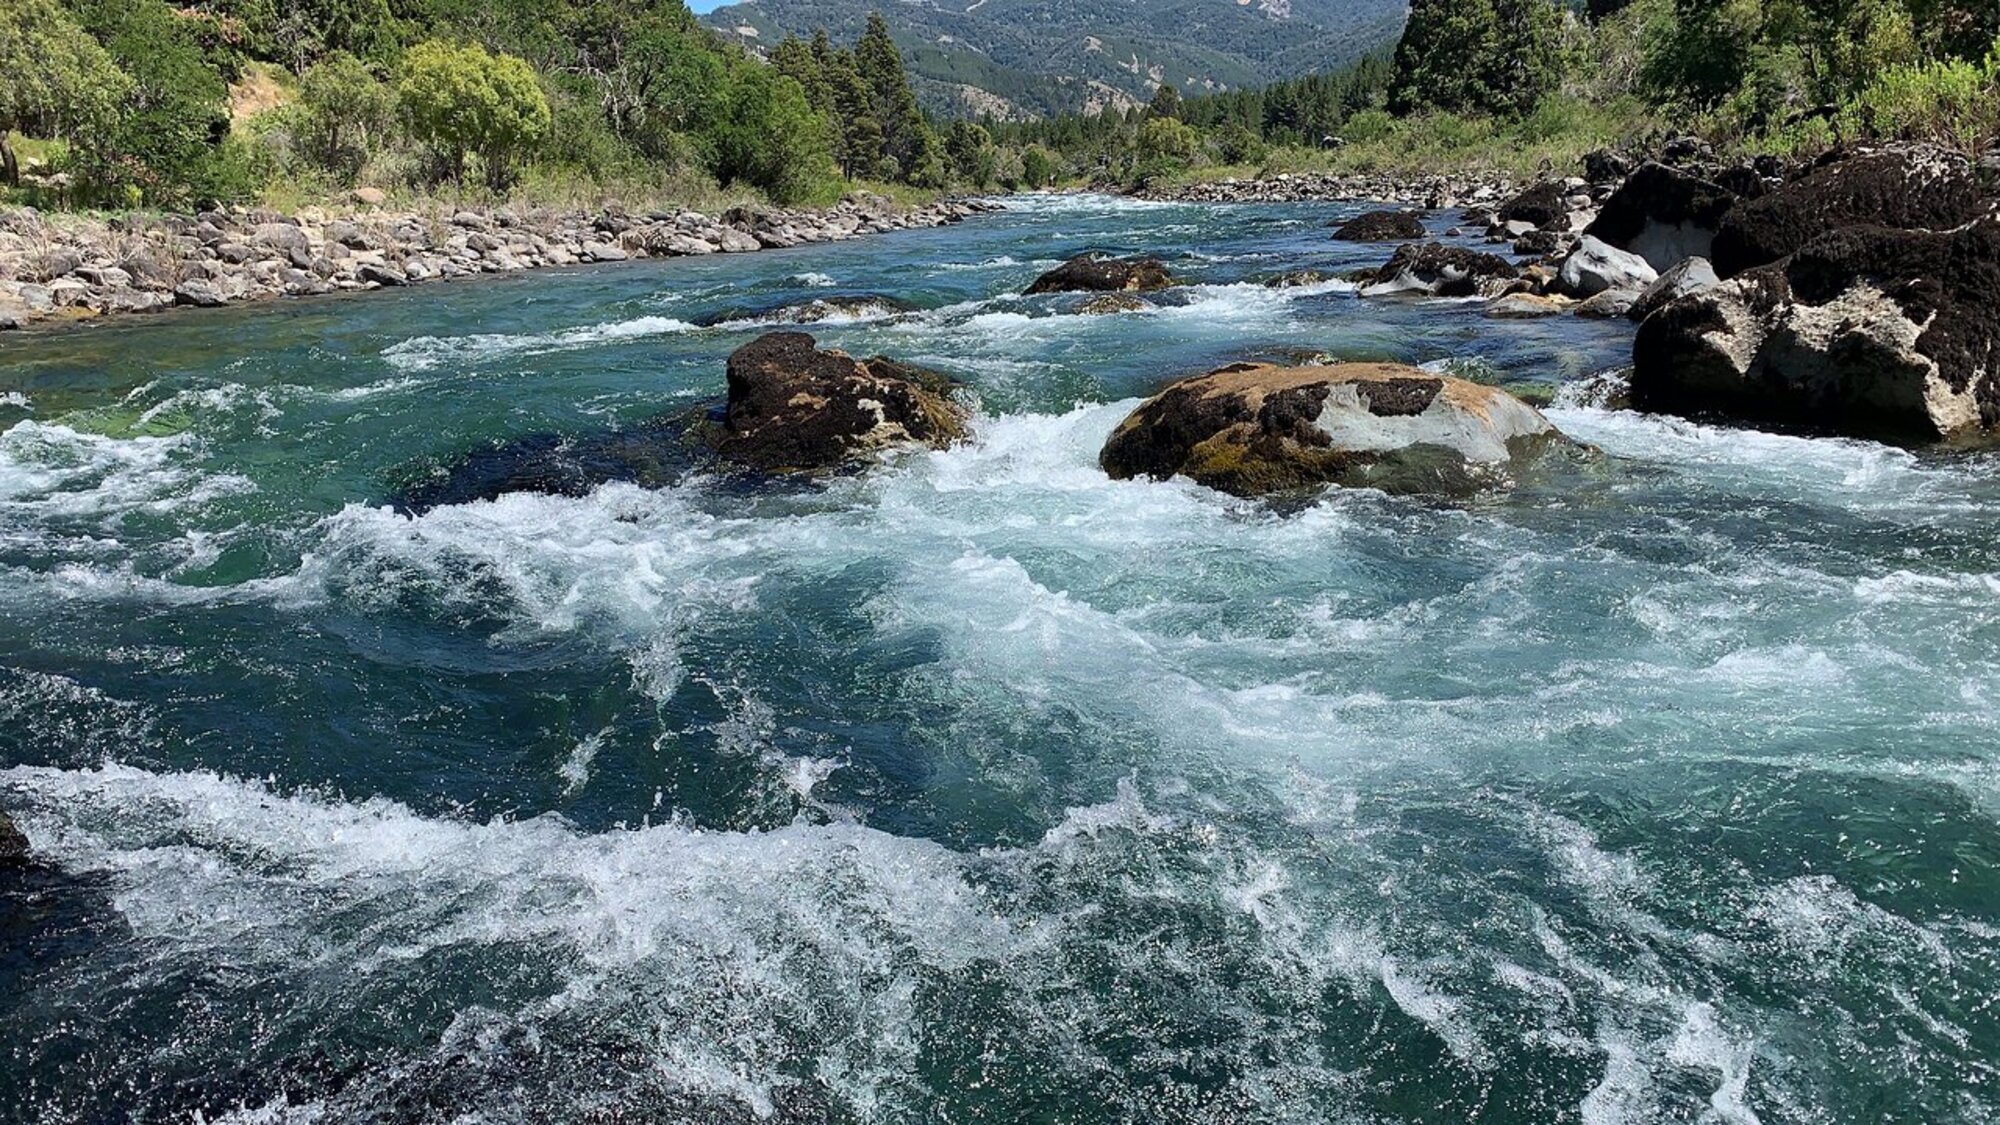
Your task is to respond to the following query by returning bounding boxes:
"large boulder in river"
[1631,213,2000,443]
[1711,146,1992,277]
[1583,162,1740,272]
[1360,242,1518,298]
[1024,253,1176,295]
[709,332,969,471]
[1099,361,1573,497]
[1331,210,1427,242]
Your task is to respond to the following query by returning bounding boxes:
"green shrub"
[399,40,551,190]
[294,52,397,183]
[1340,108,1397,144]
[1841,50,2000,152]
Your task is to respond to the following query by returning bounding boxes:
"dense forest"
[1,0,1997,214]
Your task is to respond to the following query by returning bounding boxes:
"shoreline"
[0,195,1002,335]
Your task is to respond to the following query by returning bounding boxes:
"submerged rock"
[1264,269,1335,289]
[1100,361,1573,497]
[1330,210,1426,242]
[1024,253,1176,295]
[1711,146,1992,277]
[0,810,28,867]
[1076,293,1152,314]
[1360,242,1518,298]
[393,420,700,514]
[1632,213,2000,443]
[707,331,969,472]
[1483,292,1569,318]
[1584,162,1739,272]
[692,294,916,328]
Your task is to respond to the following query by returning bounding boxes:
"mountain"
[702,0,1409,120]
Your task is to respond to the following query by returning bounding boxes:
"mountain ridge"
[703,0,1409,119]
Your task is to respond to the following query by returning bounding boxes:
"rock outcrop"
[1360,242,1518,298]
[1024,253,1176,295]
[1330,210,1427,242]
[708,332,970,472]
[1631,213,2000,443]
[1099,361,1573,497]
[1583,162,1740,273]
[1710,146,1991,277]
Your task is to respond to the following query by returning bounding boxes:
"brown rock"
[1100,361,1574,497]
[709,332,970,472]
[1024,254,1175,295]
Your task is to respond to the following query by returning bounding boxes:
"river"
[1,194,1995,1123]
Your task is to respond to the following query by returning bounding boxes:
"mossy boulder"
[708,332,969,472]
[1711,145,1992,278]
[1100,361,1574,497]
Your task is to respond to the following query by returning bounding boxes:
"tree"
[943,120,995,186]
[1020,145,1057,187]
[67,0,239,206]
[556,0,726,158]
[710,64,833,203]
[854,12,930,181]
[294,51,397,182]
[399,40,552,188]
[1136,117,1199,166]
[0,0,130,185]
[1389,0,1563,116]
[1390,0,1501,113]
[1146,82,1184,120]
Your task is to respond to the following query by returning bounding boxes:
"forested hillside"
[0,0,971,211]
[703,0,1409,119]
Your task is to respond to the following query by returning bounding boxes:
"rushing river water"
[1,194,1996,1124]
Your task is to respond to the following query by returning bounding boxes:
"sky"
[686,0,730,11]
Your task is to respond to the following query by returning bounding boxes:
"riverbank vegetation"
[0,0,968,212]
[2,0,1997,216]
[993,0,2000,187]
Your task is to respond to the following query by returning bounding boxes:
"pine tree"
[853,11,932,181]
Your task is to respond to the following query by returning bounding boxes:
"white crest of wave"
[1,760,1018,1114]
[382,315,697,371]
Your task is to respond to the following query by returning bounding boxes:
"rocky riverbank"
[0,194,1001,332]
[1137,169,1525,209]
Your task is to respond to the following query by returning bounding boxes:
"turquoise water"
[1,195,1996,1123]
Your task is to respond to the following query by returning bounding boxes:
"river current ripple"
[1,195,1996,1123]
